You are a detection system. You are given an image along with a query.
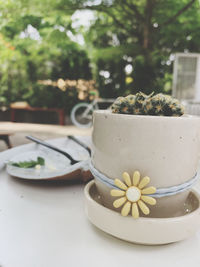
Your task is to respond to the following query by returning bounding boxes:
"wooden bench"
[10,106,65,125]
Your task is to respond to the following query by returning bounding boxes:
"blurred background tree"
[0,0,92,112]
[0,0,200,110]
[56,0,200,96]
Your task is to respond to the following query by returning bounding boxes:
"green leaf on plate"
[10,157,45,168]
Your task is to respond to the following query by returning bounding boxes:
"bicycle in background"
[70,97,115,128]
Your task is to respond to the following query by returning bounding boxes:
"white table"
[1,139,200,267]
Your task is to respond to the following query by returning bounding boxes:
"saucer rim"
[84,180,200,245]
[85,180,200,221]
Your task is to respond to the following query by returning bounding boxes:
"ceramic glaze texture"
[92,110,200,218]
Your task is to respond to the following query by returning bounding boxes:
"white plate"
[6,137,91,180]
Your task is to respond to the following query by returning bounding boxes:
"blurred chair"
[0,132,12,148]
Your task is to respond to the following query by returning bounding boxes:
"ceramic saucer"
[84,180,200,245]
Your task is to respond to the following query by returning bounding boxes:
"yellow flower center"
[126,186,141,202]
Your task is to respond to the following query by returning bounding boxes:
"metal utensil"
[67,135,91,156]
[26,136,79,165]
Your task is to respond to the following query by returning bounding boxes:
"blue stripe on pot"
[89,162,199,198]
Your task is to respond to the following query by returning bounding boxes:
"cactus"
[111,96,132,114]
[111,92,184,117]
[132,92,152,115]
[144,93,184,116]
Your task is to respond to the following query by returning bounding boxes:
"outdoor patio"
[1,0,200,266]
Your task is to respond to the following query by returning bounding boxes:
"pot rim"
[94,110,200,121]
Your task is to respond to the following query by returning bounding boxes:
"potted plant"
[91,92,200,218]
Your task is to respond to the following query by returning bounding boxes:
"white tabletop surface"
[1,139,200,267]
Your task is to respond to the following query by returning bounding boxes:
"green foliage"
[23,84,79,113]
[78,0,200,97]
[0,3,91,111]
[0,0,200,109]
[10,156,45,168]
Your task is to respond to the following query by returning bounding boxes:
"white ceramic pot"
[92,110,200,218]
